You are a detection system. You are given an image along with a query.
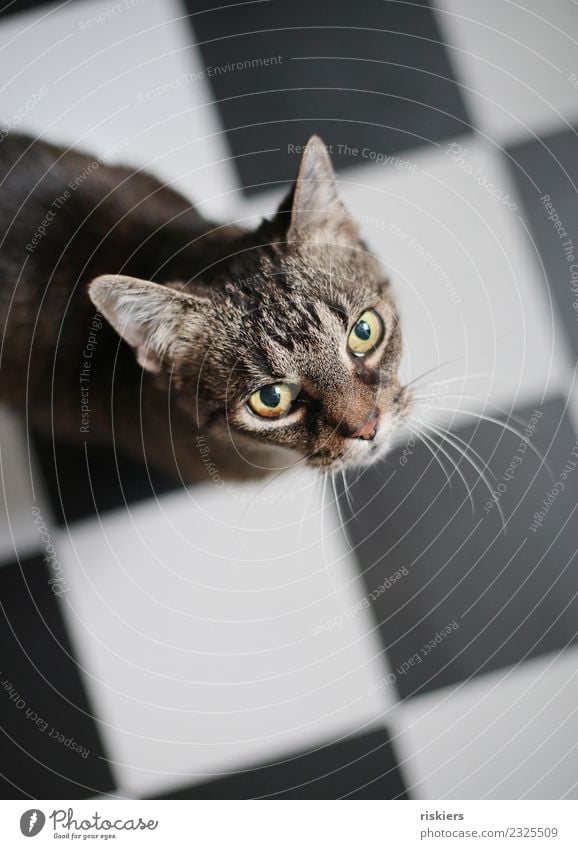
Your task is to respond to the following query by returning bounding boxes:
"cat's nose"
[349,413,380,441]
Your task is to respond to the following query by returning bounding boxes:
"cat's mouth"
[343,416,397,467]
[310,402,409,472]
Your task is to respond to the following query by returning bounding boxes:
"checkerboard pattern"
[0,0,576,799]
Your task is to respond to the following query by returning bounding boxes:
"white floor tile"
[433,0,578,145]
[0,0,238,220]
[391,647,578,799]
[53,469,394,796]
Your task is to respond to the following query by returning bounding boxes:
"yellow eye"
[347,310,383,356]
[247,382,300,419]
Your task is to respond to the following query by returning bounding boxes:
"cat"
[0,132,409,484]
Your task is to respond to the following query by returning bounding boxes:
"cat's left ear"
[283,135,358,245]
[88,275,206,374]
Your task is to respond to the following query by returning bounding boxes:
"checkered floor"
[0,0,577,799]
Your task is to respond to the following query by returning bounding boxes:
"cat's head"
[89,136,409,474]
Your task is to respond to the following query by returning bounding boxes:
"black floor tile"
[506,127,578,360]
[0,553,115,798]
[339,397,578,700]
[155,728,408,799]
[186,0,471,194]
[32,433,179,525]
[0,0,66,18]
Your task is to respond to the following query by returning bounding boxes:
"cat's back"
[0,133,58,205]
[0,133,207,276]
[0,133,214,332]
[0,134,212,406]
[0,134,71,269]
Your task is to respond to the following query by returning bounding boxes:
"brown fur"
[0,133,408,483]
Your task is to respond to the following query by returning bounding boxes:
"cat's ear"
[283,135,358,245]
[88,275,204,374]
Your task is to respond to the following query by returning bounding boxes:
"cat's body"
[0,133,261,481]
[0,133,408,483]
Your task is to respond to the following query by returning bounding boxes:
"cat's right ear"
[88,275,205,374]
[279,134,359,246]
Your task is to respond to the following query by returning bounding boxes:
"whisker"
[340,468,356,515]
[352,459,371,488]
[407,422,454,496]
[422,404,551,476]
[410,418,475,515]
[320,473,339,594]
[405,354,492,389]
[331,472,353,550]
[409,373,493,399]
[421,418,507,535]
[236,464,296,528]
[412,389,532,428]
[295,471,319,554]
[427,420,497,481]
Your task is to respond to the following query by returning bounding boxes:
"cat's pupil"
[260,385,281,408]
[354,319,371,341]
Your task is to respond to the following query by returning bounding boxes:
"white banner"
[0,800,576,848]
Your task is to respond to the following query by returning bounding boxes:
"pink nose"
[350,414,380,441]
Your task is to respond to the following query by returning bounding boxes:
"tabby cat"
[0,133,408,483]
